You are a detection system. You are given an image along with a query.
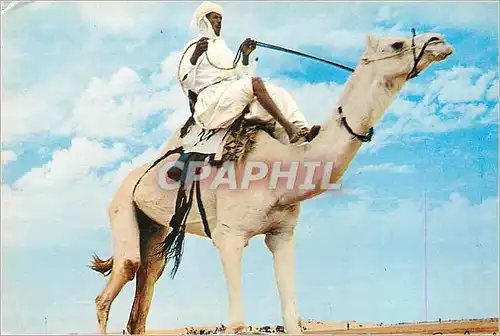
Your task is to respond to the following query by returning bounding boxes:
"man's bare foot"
[289,125,322,144]
[288,125,303,143]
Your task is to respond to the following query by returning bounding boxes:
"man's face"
[206,12,222,36]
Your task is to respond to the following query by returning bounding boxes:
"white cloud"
[369,66,499,149]
[0,138,167,248]
[1,176,111,248]
[1,151,17,165]
[151,51,183,88]
[486,81,498,101]
[76,2,179,38]
[424,67,497,104]
[285,81,344,125]
[427,193,499,252]
[309,192,498,248]
[105,146,163,188]
[217,2,378,64]
[478,103,499,125]
[64,67,171,139]
[162,85,193,133]
[16,137,126,189]
[356,163,415,174]
[375,3,498,33]
[3,50,190,144]
[375,5,397,23]
[1,138,128,247]
[1,79,79,143]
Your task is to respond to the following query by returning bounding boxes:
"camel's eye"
[391,41,404,50]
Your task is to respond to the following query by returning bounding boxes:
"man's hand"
[190,37,209,65]
[241,38,257,56]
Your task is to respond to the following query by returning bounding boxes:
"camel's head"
[360,31,454,83]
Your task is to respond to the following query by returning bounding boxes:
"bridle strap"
[338,106,374,143]
[409,28,418,78]
[406,28,438,80]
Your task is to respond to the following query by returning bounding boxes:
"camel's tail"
[90,254,114,276]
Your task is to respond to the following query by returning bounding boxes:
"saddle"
[167,90,320,182]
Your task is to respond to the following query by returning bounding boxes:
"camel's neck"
[283,64,404,203]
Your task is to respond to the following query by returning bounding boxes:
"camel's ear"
[366,34,379,53]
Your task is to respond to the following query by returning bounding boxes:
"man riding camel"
[178,1,319,145]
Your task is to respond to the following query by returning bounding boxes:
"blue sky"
[1,1,498,334]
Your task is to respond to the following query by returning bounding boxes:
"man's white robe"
[178,24,308,131]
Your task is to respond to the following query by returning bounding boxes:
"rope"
[256,41,355,72]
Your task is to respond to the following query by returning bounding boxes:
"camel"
[90,31,454,334]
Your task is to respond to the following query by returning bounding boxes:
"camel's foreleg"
[265,229,302,334]
[212,226,247,333]
[125,224,169,334]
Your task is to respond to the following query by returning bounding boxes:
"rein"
[255,41,356,72]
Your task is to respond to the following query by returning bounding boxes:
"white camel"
[90,31,453,334]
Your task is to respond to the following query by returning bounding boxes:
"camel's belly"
[183,204,218,238]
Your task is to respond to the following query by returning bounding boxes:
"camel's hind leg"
[125,217,170,334]
[95,200,141,334]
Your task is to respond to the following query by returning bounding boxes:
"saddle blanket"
[181,122,230,156]
[179,116,277,166]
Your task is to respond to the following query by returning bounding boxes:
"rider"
[179,1,318,144]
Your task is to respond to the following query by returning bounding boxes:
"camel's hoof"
[228,322,246,334]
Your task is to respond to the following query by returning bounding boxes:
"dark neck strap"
[338,106,374,143]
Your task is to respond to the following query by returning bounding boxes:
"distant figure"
[347,322,350,330]
[439,318,442,323]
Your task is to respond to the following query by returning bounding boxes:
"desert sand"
[132,318,498,335]
[303,318,498,334]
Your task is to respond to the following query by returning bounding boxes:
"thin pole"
[424,190,428,324]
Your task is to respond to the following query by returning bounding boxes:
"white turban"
[190,1,223,38]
